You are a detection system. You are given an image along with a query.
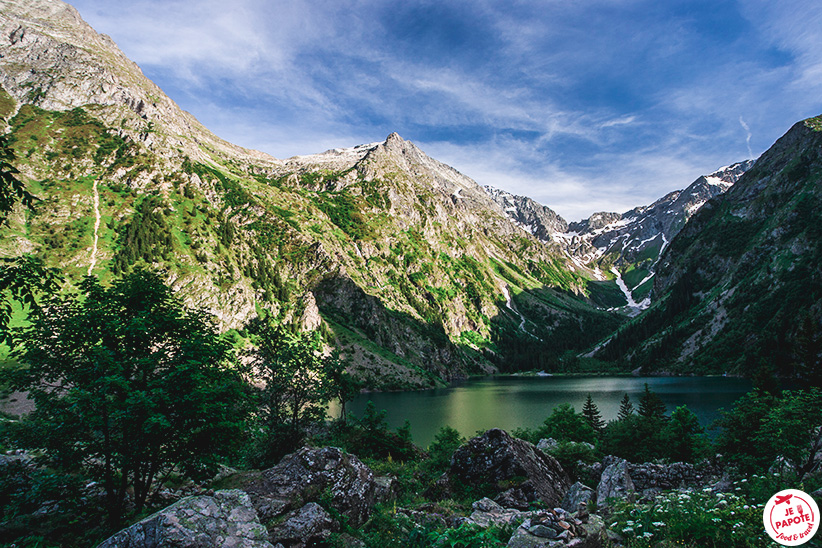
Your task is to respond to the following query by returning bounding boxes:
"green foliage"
[545,440,598,479]
[600,415,664,463]
[325,354,361,423]
[356,505,509,548]
[0,86,15,119]
[113,195,175,274]
[314,190,371,240]
[806,114,822,132]
[0,269,249,524]
[336,401,418,461]
[618,393,635,420]
[245,322,337,466]
[182,159,255,208]
[609,490,770,548]
[665,406,709,463]
[0,460,108,547]
[530,403,596,444]
[638,383,668,421]
[0,255,61,344]
[0,135,62,341]
[715,388,822,479]
[428,426,465,471]
[600,386,712,463]
[0,133,36,224]
[582,393,605,432]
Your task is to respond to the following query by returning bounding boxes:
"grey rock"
[565,161,753,269]
[373,475,399,502]
[97,489,273,548]
[628,460,723,497]
[468,497,524,528]
[244,446,386,527]
[268,503,335,548]
[596,458,635,510]
[560,482,594,513]
[505,509,603,548]
[530,524,559,538]
[483,187,569,240]
[449,429,571,508]
[537,438,560,453]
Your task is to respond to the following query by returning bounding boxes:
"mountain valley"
[1,0,820,389]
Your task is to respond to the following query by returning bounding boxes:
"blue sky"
[71,0,822,220]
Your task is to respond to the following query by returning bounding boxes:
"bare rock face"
[244,446,388,528]
[268,503,336,548]
[449,429,571,509]
[96,490,273,548]
[560,482,595,514]
[595,458,635,510]
[0,0,278,165]
[483,186,569,240]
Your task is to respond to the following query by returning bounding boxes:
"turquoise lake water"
[330,375,752,447]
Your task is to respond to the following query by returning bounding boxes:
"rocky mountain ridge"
[593,115,822,378]
[485,161,754,314]
[0,0,622,388]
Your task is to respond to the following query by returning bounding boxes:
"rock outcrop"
[244,446,389,527]
[448,429,571,509]
[596,458,635,510]
[560,482,595,514]
[96,490,273,548]
[628,461,722,496]
[268,503,337,548]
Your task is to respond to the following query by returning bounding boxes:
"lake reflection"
[329,375,752,447]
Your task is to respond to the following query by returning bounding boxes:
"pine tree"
[638,383,668,420]
[617,393,634,420]
[582,393,605,432]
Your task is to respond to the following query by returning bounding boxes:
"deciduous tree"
[1,270,249,524]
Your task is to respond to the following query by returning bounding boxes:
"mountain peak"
[0,0,278,167]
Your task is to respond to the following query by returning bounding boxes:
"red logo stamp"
[764,489,819,546]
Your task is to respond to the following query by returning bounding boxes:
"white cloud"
[67,0,822,222]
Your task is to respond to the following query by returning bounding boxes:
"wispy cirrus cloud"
[69,0,822,219]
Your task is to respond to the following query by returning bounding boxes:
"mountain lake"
[330,375,753,447]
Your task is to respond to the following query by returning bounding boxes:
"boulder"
[449,429,571,508]
[596,458,635,510]
[268,503,336,548]
[97,489,273,548]
[560,482,594,514]
[505,507,603,548]
[468,497,524,528]
[537,438,560,453]
[244,446,387,527]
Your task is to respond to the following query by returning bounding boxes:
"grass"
[587,279,628,308]
[0,86,16,119]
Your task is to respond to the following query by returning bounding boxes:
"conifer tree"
[638,383,668,420]
[582,393,605,432]
[617,393,634,420]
